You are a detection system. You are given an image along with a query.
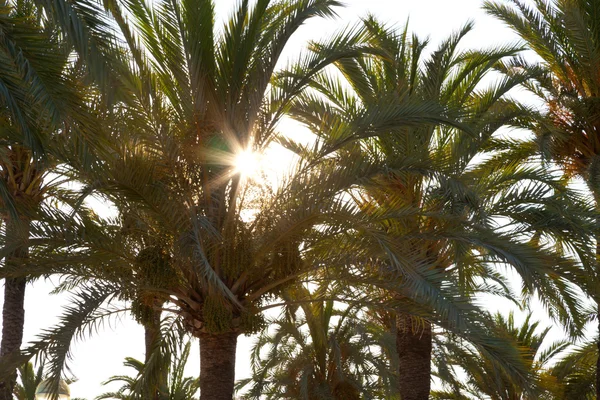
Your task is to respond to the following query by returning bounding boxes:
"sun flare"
[234,149,260,178]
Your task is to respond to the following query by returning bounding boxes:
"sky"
[0,0,586,398]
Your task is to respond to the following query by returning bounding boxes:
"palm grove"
[0,0,598,399]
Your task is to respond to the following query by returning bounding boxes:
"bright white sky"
[1,0,588,398]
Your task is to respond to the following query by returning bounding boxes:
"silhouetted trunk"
[144,308,162,363]
[396,311,432,400]
[144,307,163,400]
[597,315,600,400]
[199,331,238,400]
[596,232,600,400]
[594,195,600,400]
[0,220,29,400]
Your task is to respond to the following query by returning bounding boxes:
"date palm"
[290,17,593,399]
[483,0,600,395]
[0,0,113,396]
[95,1,359,397]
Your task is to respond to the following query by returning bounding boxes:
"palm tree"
[237,284,398,400]
[432,312,569,399]
[289,17,593,399]
[484,0,600,395]
[0,0,111,396]
[117,216,174,400]
[92,1,360,397]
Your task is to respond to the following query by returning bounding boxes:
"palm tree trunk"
[396,311,432,400]
[0,220,29,400]
[144,307,163,400]
[596,233,600,400]
[144,308,162,363]
[594,194,600,400]
[597,314,600,400]
[199,331,238,400]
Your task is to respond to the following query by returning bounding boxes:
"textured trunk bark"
[595,195,600,400]
[597,316,600,400]
[0,277,26,400]
[396,311,432,400]
[596,232,600,400]
[144,308,162,400]
[0,221,29,400]
[144,308,162,363]
[199,331,238,400]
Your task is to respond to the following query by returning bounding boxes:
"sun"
[234,149,260,178]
